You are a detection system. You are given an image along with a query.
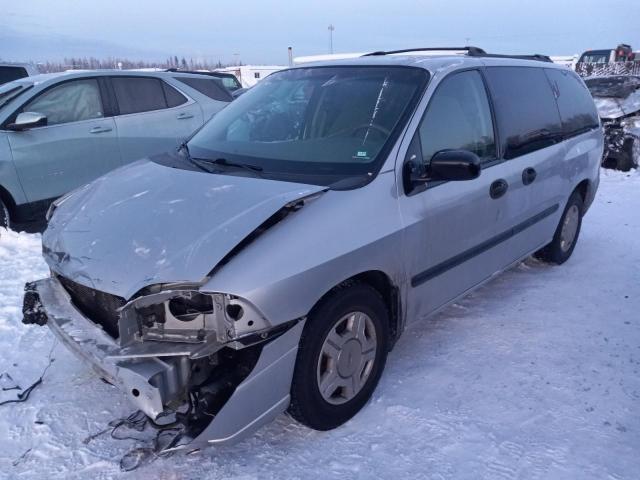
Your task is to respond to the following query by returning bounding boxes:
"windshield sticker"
[353,151,370,160]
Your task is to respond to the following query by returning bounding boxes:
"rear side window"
[545,69,599,137]
[0,66,28,85]
[112,77,187,114]
[175,77,232,102]
[484,67,562,160]
[417,70,496,164]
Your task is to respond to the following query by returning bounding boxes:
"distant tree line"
[15,56,243,73]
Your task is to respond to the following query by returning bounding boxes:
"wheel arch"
[311,270,403,350]
[0,183,17,222]
[573,178,595,214]
[574,178,589,202]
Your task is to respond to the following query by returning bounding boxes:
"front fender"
[201,171,408,327]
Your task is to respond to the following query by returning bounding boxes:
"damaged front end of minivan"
[21,158,328,449]
[23,275,305,448]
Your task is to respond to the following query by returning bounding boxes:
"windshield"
[186,66,428,186]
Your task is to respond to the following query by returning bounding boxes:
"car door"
[397,69,509,322]
[482,66,568,262]
[109,76,203,163]
[6,77,121,203]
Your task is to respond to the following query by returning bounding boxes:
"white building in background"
[215,65,286,88]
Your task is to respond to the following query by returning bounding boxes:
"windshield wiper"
[178,142,214,174]
[192,156,264,176]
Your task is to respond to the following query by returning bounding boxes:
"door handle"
[489,179,509,199]
[522,167,537,185]
[89,126,112,134]
[176,112,194,120]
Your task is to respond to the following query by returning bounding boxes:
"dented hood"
[43,158,325,299]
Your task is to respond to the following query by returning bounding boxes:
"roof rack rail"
[469,52,553,63]
[363,46,486,57]
[362,47,553,63]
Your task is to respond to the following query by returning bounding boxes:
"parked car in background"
[585,75,640,170]
[0,70,232,229]
[0,63,39,86]
[24,48,602,449]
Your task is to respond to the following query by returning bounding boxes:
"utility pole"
[328,24,335,54]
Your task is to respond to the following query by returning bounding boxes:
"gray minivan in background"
[0,70,232,228]
[24,48,603,449]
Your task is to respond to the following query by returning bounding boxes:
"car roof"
[15,69,227,88]
[286,52,566,72]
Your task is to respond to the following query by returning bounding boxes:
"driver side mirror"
[406,149,481,187]
[7,112,48,131]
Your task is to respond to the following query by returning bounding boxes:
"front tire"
[288,283,389,431]
[534,191,584,265]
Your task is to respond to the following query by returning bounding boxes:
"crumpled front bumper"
[23,276,304,448]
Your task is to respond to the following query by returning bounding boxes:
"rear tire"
[288,283,389,431]
[0,200,9,230]
[534,191,583,265]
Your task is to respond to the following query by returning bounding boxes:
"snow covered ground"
[0,169,638,480]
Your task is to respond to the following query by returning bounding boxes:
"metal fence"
[575,61,640,78]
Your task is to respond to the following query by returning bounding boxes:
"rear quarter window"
[175,77,233,102]
[484,66,562,160]
[545,69,599,137]
[162,82,188,107]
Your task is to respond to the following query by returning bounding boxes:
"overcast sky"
[2,0,640,65]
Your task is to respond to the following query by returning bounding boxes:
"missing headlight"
[120,289,272,346]
[169,292,214,322]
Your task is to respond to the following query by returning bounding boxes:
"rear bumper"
[23,276,304,448]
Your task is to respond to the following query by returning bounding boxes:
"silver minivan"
[24,48,603,449]
[0,70,232,229]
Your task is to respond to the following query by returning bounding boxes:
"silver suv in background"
[0,63,39,86]
[0,70,232,229]
[24,48,603,449]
